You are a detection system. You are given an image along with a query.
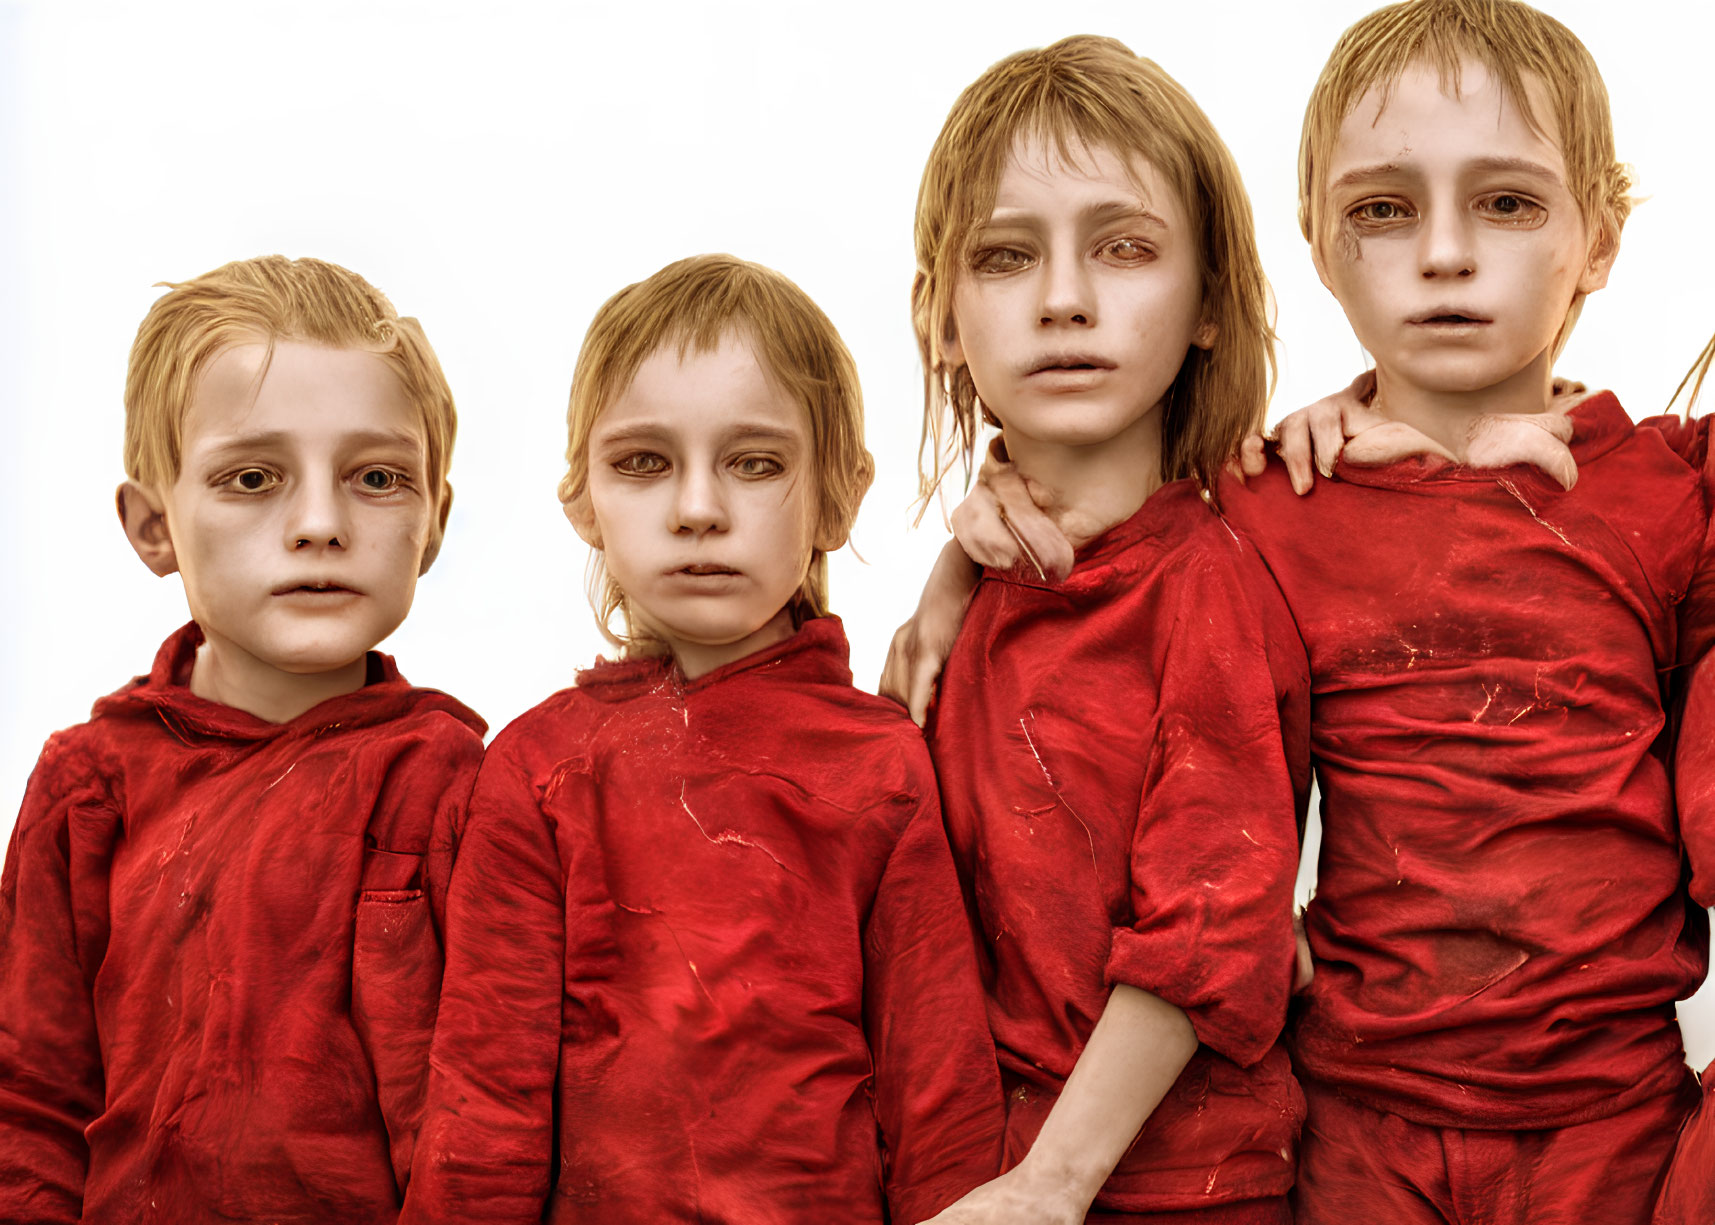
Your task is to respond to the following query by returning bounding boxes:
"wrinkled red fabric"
[1219,393,1708,1130]
[0,622,486,1224]
[1296,1074,1698,1225]
[1654,1060,1715,1225]
[404,616,1004,1225]
[927,482,1313,1213]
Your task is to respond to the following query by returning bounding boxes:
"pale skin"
[912,136,1211,1225]
[565,332,838,681]
[119,339,446,724]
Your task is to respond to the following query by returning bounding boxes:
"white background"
[2,1,1713,1061]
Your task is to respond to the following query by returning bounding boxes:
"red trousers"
[1655,1061,1715,1225]
[1294,1077,1697,1225]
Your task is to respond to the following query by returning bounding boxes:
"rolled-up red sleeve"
[863,745,1004,1223]
[401,735,566,1225]
[1103,545,1307,1068]
[0,737,120,1224]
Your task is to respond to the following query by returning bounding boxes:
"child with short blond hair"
[0,255,485,1223]
[403,254,1002,1225]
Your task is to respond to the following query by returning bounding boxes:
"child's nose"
[1419,207,1475,279]
[671,468,730,535]
[1037,256,1096,327]
[286,479,352,550]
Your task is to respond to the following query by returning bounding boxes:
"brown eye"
[1479,194,1545,225]
[1357,201,1405,221]
[1103,238,1154,264]
[615,452,669,476]
[972,247,1031,274]
[359,468,402,492]
[226,468,278,493]
[734,454,784,478]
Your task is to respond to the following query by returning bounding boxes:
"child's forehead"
[182,338,421,446]
[988,132,1178,220]
[1325,56,1565,181]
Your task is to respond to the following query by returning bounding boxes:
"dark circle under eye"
[237,470,269,490]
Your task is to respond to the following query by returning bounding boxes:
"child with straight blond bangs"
[0,255,486,1223]
[904,36,1312,1225]
[895,4,1715,1222]
[402,254,1003,1225]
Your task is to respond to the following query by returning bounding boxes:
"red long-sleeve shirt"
[404,616,1003,1225]
[0,622,486,1224]
[927,481,1313,1213]
[1220,392,1708,1129]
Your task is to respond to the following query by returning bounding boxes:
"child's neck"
[1000,407,1164,552]
[191,635,369,724]
[1373,350,1558,461]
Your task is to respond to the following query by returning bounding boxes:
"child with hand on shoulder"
[896,4,1713,1221]
[907,37,1312,1225]
[403,254,1003,1225]
[0,256,486,1224]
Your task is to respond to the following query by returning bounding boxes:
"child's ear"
[813,520,848,554]
[563,492,602,549]
[116,481,178,577]
[1192,317,1218,351]
[1578,219,1621,295]
[418,482,453,575]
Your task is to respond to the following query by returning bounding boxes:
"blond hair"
[912,34,1276,504]
[124,255,457,497]
[1299,0,1630,342]
[1668,330,1715,420]
[559,254,874,649]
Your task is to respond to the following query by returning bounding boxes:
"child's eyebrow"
[197,428,424,458]
[1330,156,1565,191]
[983,200,1170,232]
[594,423,803,446]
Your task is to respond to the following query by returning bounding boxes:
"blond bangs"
[912,35,1275,512]
[124,256,457,499]
[561,254,873,651]
[1299,0,1632,264]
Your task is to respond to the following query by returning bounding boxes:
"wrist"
[1012,1139,1109,1213]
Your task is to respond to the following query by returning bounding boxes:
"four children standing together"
[3,2,1712,1223]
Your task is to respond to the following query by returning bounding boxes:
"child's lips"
[272,580,361,597]
[1408,309,1492,326]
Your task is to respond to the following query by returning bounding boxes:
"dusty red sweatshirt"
[1221,393,1707,1129]
[404,616,1004,1225]
[927,481,1313,1213]
[0,622,486,1224]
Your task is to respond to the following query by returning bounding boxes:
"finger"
[1236,433,1268,479]
[877,624,914,708]
[1275,411,1315,495]
[907,658,938,729]
[1293,911,1315,994]
[951,485,1022,570]
[1309,408,1345,480]
[989,468,1074,581]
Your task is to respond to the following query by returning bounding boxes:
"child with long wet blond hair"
[904,37,1311,1225]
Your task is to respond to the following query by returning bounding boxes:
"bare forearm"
[1015,984,1198,1206]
